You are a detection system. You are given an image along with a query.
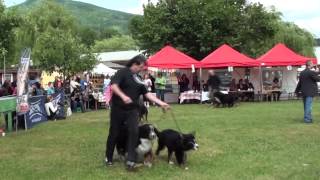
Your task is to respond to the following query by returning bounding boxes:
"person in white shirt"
[45,96,58,120]
[70,76,80,94]
[143,74,152,107]
[103,75,111,91]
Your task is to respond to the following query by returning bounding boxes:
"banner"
[16,48,31,113]
[26,95,47,128]
[52,92,65,119]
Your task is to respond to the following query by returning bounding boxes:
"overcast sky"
[4,0,320,37]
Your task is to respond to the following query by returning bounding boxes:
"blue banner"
[52,92,65,119]
[26,95,47,128]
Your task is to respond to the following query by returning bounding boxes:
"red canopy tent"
[201,44,260,68]
[147,46,201,69]
[257,43,317,66]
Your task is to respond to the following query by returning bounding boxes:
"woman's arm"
[145,93,170,110]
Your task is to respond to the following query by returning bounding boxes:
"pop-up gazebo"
[201,44,260,68]
[147,45,201,69]
[257,43,317,66]
[200,44,260,92]
[257,43,318,95]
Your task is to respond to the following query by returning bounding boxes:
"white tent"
[92,63,117,76]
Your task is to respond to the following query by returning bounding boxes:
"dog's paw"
[168,161,174,165]
[144,162,152,168]
[185,167,189,170]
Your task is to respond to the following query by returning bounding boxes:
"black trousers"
[105,106,139,162]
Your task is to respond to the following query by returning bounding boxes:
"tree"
[272,22,315,57]
[92,35,137,53]
[130,0,315,59]
[0,1,21,67]
[77,27,98,47]
[15,0,96,76]
[99,28,121,40]
[34,30,96,76]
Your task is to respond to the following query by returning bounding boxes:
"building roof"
[102,62,125,69]
[96,50,143,62]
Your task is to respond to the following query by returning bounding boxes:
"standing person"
[192,74,200,91]
[143,74,152,107]
[229,79,237,91]
[105,55,170,170]
[103,75,111,91]
[295,60,320,123]
[70,76,80,94]
[155,73,166,101]
[207,70,221,102]
[178,74,189,93]
[149,73,156,93]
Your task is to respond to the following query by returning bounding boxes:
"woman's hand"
[122,95,133,104]
[160,102,170,111]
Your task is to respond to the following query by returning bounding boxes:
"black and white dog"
[213,91,239,108]
[156,129,199,167]
[116,124,158,167]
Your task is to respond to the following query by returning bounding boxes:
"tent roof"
[257,43,317,66]
[147,46,201,69]
[92,63,117,75]
[201,44,259,68]
[96,50,143,62]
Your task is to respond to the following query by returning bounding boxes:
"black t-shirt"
[207,75,221,90]
[111,68,148,110]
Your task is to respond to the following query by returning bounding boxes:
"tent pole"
[259,66,263,101]
[199,68,203,91]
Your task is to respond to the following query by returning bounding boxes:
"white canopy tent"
[92,63,117,76]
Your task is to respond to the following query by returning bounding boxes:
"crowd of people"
[0,80,17,97]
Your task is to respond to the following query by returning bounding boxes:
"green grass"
[1,101,320,180]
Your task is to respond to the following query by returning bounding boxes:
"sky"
[4,0,320,37]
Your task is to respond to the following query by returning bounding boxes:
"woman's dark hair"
[126,54,147,68]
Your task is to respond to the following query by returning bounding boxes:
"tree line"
[0,0,317,77]
[129,0,316,60]
[0,0,137,76]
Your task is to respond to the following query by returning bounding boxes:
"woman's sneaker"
[126,161,138,172]
[104,158,113,166]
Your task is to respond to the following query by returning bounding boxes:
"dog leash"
[153,109,183,134]
[168,109,182,133]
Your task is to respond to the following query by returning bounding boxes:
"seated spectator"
[71,88,85,113]
[272,77,282,101]
[54,76,63,91]
[237,79,245,91]
[47,82,55,96]
[0,80,13,97]
[45,96,58,120]
[31,82,45,96]
[243,79,255,101]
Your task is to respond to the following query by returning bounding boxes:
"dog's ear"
[154,126,160,136]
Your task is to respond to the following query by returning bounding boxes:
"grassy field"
[1,101,320,180]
